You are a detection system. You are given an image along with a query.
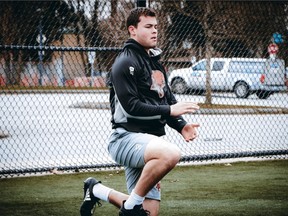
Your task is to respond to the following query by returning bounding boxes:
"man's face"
[129,15,158,51]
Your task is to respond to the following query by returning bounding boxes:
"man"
[80,7,200,216]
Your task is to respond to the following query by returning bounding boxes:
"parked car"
[168,58,287,99]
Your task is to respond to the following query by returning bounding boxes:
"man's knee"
[163,148,181,168]
[145,137,181,167]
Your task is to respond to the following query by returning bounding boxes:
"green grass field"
[0,160,287,216]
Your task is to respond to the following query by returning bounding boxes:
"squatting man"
[80,7,200,216]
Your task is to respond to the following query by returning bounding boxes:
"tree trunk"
[204,1,212,104]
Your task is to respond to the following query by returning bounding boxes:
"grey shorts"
[108,127,161,201]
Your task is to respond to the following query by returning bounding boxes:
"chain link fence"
[0,0,288,178]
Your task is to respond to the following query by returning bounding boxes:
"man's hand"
[181,123,200,142]
[170,102,199,117]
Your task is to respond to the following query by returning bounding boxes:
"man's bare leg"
[80,138,180,216]
[134,137,181,197]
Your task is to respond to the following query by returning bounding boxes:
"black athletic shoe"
[119,201,150,216]
[80,177,102,216]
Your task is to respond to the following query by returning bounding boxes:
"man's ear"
[128,25,136,37]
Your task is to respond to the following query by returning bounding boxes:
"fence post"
[36,9,46,86]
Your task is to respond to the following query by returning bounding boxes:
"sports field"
[0,160,287,216]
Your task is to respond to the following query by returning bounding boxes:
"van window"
[193,61,206,71]
[228,61,265,74]
[212,61,225,71]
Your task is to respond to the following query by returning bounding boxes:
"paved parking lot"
[0,91,287,175]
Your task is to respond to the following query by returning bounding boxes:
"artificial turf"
[0,159,287,216]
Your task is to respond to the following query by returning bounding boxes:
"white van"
[168,58,287,99]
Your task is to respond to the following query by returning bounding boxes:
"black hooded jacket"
[109,39,187,136]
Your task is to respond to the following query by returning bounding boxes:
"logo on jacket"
[129,66,135,75]
[150,70,165,98]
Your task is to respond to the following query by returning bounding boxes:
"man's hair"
[126,7,156,30]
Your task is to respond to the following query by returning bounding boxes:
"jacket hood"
[124,39,162,60]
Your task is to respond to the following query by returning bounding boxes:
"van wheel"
[256,91,272,99]
[234,82,250,98]
[171,78,187,94]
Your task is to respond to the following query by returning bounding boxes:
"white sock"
[92,183,113,202]
[124,190,145,210]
